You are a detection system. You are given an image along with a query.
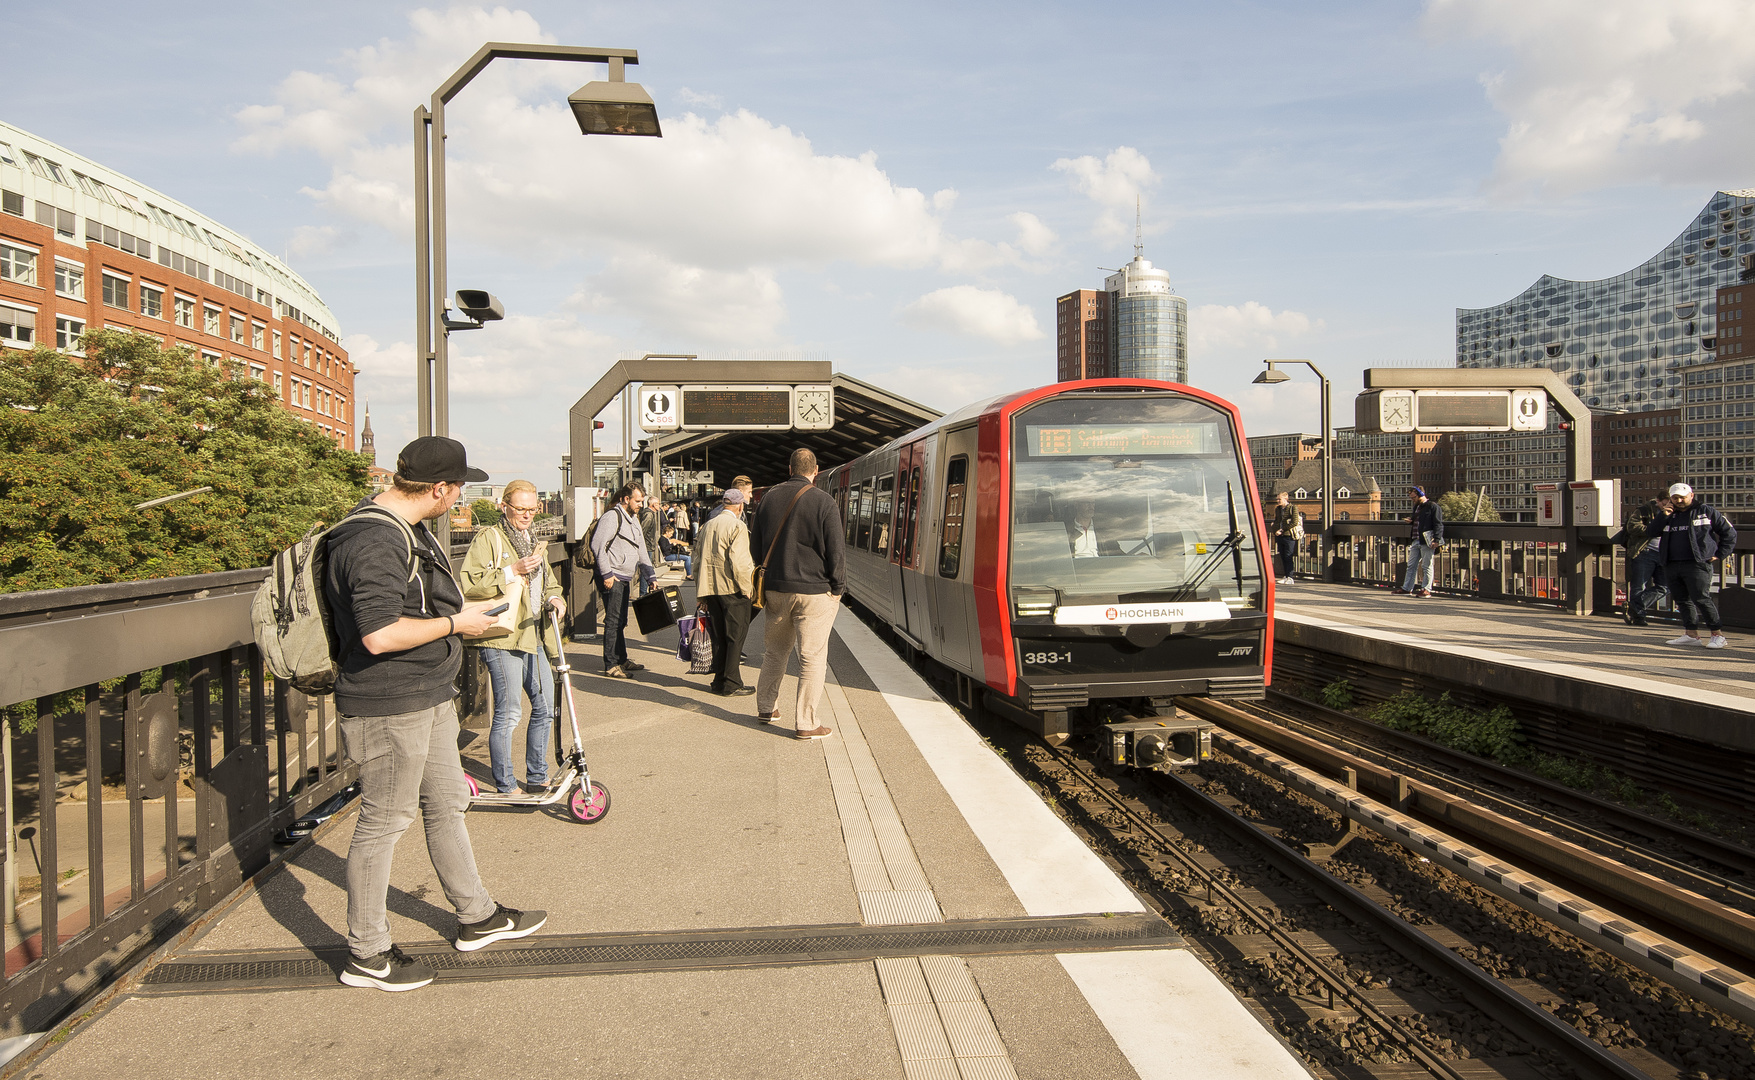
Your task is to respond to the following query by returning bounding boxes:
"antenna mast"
[1134,196,1143,259]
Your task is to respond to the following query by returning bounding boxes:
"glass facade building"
[1103,255,1187,384]
[1456,189,1755,411]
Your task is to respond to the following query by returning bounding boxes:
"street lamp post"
[1254,359,1333,581]
[414,42,661,546]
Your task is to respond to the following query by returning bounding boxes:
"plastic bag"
[688,614,715,675]
[675,615,697,661]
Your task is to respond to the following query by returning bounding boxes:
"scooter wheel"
[570,781,611,824]
[465,774,480,799]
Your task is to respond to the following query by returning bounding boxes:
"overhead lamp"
[1252,367,1290,384]
[569,64,662,137]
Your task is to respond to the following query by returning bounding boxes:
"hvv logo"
[1221,646,1255,657]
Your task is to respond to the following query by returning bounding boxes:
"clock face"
[796,389,832,427]
[1385,396,1411,428]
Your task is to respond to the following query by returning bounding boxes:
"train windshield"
[1008,394,1264,608]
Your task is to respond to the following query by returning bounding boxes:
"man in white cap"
[695,487,756,695]
[1653,482,1736,649]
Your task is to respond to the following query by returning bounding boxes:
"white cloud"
[900,286,1044,345]
[1052,146,1159,238]
[870,363,1012,412]
[1426,0,1755,195]
[288,224,345,257]
[1009,211,1056,256]
[571,250,787,344]
[676,87,724,110]
[1191,301,1321,355]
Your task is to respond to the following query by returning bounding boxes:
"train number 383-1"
[1022,651,1074,665]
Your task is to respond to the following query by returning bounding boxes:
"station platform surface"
[22,574,1313,1080]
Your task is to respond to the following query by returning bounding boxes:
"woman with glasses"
[461,480,566,794]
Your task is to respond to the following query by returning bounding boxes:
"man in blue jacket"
[1392,487,1444,598]
[1655,482,1736,649]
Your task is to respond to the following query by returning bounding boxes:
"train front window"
[1008,394,1263,609]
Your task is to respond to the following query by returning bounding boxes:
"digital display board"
[1414,393,1510,431]
[681,387,791,430]
[1025,423,1218,457]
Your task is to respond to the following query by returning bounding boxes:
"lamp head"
[569,79,662,137]
[1252,366,1290,384]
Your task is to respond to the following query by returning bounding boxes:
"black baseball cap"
[396,436,488,484]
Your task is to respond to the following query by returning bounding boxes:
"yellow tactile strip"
[877,955,1020,1080]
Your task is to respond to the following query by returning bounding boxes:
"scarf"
[503,519,541,616]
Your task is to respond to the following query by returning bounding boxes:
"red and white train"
[818,378,1273,768]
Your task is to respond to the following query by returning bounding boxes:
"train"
[817,378,1273,770]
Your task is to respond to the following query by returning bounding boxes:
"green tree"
[1436,489,1500,523]
[0,330,368,592]
[469,499,499,525]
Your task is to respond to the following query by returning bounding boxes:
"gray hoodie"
[589,505,655,583]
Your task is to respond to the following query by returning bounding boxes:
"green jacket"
[460,522,564,659]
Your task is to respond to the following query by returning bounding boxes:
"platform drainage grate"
[142,913,1179,992]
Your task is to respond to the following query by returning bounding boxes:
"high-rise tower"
[1054,202,1188,384]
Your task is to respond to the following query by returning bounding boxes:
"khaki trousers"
[756,591,841,731]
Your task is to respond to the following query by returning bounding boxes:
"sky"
[10,0,1755,485]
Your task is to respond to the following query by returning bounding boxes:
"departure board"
[1414,393,1510,430]
[1026,423,1217,456]
[681,387,792,430]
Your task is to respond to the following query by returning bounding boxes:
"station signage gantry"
[639,383,835,432]
[1355,386,1548,434]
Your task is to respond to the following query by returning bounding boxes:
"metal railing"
[1289,522,1755,629]
[0,570,355,1037]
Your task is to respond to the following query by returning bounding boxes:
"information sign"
[681,385,793,430]
[640,385,679,432]
[1025,423,1217,457]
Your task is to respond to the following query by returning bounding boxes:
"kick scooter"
[464,607,611,824]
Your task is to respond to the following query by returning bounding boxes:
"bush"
[1319,679,1355,711]
[1366,691,1524,760]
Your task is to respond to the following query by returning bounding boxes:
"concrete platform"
[1274,582,1755,746]
[23,575,1313,1080]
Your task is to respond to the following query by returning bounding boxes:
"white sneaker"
[1667,635,1702,646]
[1706,634,1728,649]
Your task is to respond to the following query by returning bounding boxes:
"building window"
[55,316,85,352]
[1,189,21,216]
[250,363,266,382]
[204,305,221,336]
[174,296,194,328]
[252,322,264,350]
[201,350,221,368]
[101,273,130,309]
[230,314,246,344]
[54,260,84,299]
[272,330,282,359]
[0,302,35,346]
[273,370,284,398]
[0,242,37,286]
[140,283,163,319]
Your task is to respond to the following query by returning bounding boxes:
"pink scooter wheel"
[570,781,610,823]
[465,774,480,798]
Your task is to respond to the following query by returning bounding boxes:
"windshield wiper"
[1170,481,1246,601]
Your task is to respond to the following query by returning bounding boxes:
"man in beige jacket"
[695,488,757,696]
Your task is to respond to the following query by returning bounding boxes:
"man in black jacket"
[326,437,546,991]
[1392,486,1443,598]
[750,449,846,739]
[1655,482,1735,649]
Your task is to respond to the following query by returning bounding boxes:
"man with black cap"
[1392,486,1443,598]
[325,436,546,991]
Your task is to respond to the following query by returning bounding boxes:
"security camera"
[454,290,505,322]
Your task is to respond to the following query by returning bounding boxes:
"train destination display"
[682,387,792,430]
[1026,423,1219,457]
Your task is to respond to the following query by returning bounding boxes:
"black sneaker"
[455,903,547,952]
[339,945,434,991]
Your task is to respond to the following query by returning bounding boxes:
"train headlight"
[1013,587,1057,619]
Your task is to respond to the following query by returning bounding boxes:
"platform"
[19,574,1313,1080]
[1274,581,1755,747]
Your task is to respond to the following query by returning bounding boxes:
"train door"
[927,426,978,674]
[891,441,931,645]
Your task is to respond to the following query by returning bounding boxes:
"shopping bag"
[675,616,697,661]
[688,615,715,675]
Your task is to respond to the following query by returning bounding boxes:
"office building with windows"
[1681,356,1755,523]
[1334,430,1457,521]
[1055,242,1188,385]
[1595,408,1681,514]
[0,121,354,448]
[1245,432,1318,505]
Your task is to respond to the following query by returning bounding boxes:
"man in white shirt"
[1068,499,1100,558]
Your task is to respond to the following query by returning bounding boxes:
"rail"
[0,568,356,1038]
[1291,522,1755,629]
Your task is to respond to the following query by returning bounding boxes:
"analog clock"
[794,387,833,429]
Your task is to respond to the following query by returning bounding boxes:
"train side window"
[901,464,922,567]
[938,456,968,578]
[856,478,874,549]
[844,479,860,545]
[872,474,895,556]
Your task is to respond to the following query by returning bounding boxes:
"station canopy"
[653,373,940,488]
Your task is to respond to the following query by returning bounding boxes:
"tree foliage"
[469,498,499,525]
[0,331,368,592]
[1436,489,1500,523]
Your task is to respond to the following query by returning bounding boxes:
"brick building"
[1055,288,1112,381]
[0,121,354,448]
[1681,356,1755,524]
[1593,408,1680,515]
[1245,432,1319,505]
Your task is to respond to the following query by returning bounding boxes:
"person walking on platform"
[1623,496,1671,627]
[590,482,657,678]
[697,488,757,696]
[326,437,546,991]
[1269,492,1300,585]
[637,498,663,597]
[1392,487,1443,597]
[752,449,846,739]
[460,480,566,794]
[1655,483,1736,649]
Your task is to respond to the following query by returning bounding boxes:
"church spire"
[360,402,376,467]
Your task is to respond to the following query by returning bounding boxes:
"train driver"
[1067,498,1100,558]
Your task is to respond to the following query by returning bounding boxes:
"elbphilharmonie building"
[1455,189,1755,411]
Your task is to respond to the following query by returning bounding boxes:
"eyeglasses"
[504,504,541,515]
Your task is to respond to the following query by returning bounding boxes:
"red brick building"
[1593,407,1681,514]
[1055,288,1112,381]
[0,122,354,448]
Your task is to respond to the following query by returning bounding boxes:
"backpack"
[1291,511,1306,541]
[251,505,424,695]
[572,510,627,572]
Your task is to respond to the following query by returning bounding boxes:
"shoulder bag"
[751,483,812,612]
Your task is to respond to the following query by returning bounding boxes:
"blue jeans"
[1627,551,1662,622]
[1402,540,1435,592]
[338,700,495,958]
[481,647,554,792]
[599,577,632,669]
